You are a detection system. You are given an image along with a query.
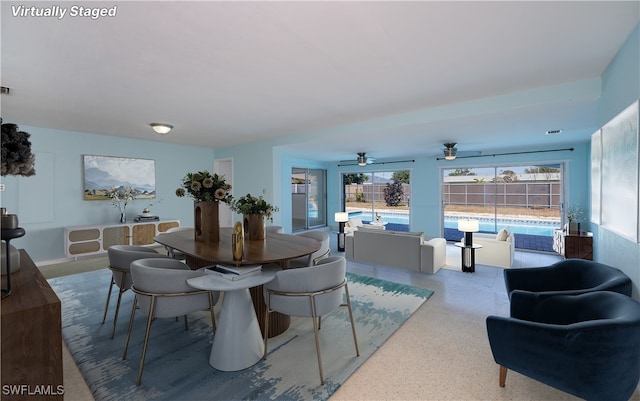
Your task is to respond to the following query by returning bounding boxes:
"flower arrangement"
[175,171,232,203]
[566,204,584,222]
[229,193,279,221]
[106,185,136,213]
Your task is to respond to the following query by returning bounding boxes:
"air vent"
[1,86,10,95]
[545,129,563,135]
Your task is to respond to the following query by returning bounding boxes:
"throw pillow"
[496,228,509,241]
[348,217,363,228]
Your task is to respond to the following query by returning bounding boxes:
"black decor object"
[1,120,36,177]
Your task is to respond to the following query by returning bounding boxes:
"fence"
[443,182,561,209]
[345,183,410,204]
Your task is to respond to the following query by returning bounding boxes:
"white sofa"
[345,228,446,274]
[469,228,514,268]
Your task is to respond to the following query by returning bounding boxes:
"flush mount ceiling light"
[150,123,173,135]
[443,143,458,160]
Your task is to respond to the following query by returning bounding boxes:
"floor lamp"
[335,212,349,252]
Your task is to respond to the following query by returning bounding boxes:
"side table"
[2,227,26,298]
[454,242,482,273]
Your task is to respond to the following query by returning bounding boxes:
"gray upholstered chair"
[487,291,640,401]
[266,225,284,234]
[263,256,359,385]
[103,245,170,339]
[163,226,193,260]
[123,258,219,386]
[288,230,330,268]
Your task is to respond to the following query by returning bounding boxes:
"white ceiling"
[2,1,638,162]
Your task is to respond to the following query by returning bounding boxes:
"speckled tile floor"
[55,234,640,401]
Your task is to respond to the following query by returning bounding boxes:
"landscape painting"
[83,155,156,200]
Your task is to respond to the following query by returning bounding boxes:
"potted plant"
[566,204,584,235]
[229,193,279,240]
[176,171,232,243]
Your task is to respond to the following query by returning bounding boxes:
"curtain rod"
[436,147,574,161]
[337,159,415,167]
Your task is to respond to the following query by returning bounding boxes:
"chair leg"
[102,276,115,324]
[499,365,507,387]
[122,297,138,360]
[136,296,157,386]
[183,315,188,331]
[309,295,325,385]
[344,282,360,356]
[110,272,128,339]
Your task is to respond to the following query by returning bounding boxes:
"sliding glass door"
[342,170,410,231]
[291,167,326,231]
[442,164,562,252]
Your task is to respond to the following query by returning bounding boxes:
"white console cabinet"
[65,220,180,257]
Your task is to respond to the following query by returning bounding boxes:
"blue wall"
[1,126,215,262]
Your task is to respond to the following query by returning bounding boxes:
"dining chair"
[265,225,284,234]
[103,245,171,339]
[123,258,219,386]
[263,256,359,385]
[163,226,193,260]
[288,230,330,268]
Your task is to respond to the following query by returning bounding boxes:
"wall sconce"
[335,212,349,252]
[150,123,173,135]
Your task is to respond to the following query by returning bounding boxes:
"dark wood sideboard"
[553,229,594,260]
[1,249,64,400]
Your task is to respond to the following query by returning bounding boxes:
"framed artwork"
[599,100,639,242]
[83,155,156,200]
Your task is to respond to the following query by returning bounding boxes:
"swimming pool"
[348,211,559,236]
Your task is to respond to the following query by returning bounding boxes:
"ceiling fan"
[439,143,481,160]
[339,152,375,166]
[338,152,415,167]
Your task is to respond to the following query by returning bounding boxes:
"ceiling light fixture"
[357,152,367,166]
[150,123,173,135]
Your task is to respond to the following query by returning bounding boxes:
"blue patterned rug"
[49,268,433,401]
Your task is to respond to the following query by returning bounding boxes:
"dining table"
[154,227,321,337]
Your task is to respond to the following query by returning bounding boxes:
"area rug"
[48,268,433,401]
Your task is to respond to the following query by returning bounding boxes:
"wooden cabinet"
[65,220,180,257]
[1,250,63,400]
[553,230,594,260]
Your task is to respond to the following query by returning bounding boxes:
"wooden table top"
[154,227,321,266]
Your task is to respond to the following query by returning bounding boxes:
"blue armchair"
[486,291,640,401]
[503,259,632,300]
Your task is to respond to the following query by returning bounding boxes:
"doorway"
[291,168,326,231]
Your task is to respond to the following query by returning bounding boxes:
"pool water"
[348,211,559,236]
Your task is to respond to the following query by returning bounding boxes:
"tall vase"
[194,201,220,243]
[243,214,266,241]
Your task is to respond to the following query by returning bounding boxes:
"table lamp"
[458,219,479,245]
[335,212,349,252]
